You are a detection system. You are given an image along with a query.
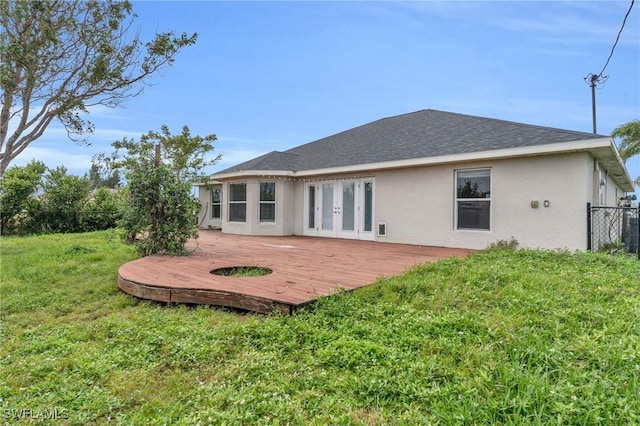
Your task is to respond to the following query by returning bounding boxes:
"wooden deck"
[118,231,472,314]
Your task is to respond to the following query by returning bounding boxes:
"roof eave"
[296,138,634,190]
[207,170,295,181]
[588,140,635,192]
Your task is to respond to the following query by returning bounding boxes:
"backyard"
[1,230,639,425]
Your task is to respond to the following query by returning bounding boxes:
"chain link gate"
[587,203,639,258]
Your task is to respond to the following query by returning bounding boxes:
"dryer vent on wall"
[377,222,387,237]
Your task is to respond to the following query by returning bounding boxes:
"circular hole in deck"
[210,266,273,277]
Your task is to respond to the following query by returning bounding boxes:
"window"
[211,185,222,220]
[363,181,373,232]
[259,182,276,222]
[307,185,315,229]
[228,183,246,222]
[456,169,491,230]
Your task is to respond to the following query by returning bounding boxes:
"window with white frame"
[211,185,222,220]
[228,183,246,222]
[456,169,491,230]
[259,182,276,222]
[363,180,373,232]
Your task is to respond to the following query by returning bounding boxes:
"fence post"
[586,202,592,251]
[637,206,640,260]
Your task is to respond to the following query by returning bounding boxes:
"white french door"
[304,179,374,240]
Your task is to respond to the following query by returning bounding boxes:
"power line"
[596,0,635,78]
[584,0,635,134]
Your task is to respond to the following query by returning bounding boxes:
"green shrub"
[3,165,125,235]
[84,187,125,231]
[0,160,46,235]
[28,166,91,234]
[121,162,197,256]
[112,124,218,256]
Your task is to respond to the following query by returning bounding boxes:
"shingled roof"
[214,109,616,176]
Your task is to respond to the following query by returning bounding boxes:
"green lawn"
[1,231,639,425]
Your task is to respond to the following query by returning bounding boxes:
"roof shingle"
[215,109,606,175]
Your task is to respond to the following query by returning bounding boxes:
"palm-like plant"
[612,119,640,161]
[612,119,640,189]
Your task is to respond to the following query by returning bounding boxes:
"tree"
[84,186,125,232]
[120,163,197,256]
[113,125,220,182]
[0,160,46,234]
[113,125,219,256]
[612,119,640,187]
[86,153,121,189]
[33,166,91,233]
[0,0,197,174]
[612,119,640,161]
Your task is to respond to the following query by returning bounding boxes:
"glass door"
[304,179,374,240]
[336,181,357,238]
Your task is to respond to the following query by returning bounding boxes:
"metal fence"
[587,203,639,258]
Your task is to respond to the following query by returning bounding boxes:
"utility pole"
[582,0,634,134]
[584,73,608,135]
[589,74,598,134]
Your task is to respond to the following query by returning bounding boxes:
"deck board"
[118,231,472,314]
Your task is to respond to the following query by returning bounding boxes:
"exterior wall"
[292,182,305,235]
[592,160,622,207]
[603,166,623,207]
[201,152,628,251]
[491,153,592,250]
[374,153,594,250]
[281,180,297,235]
[213,178,297,236]
[591,158,600,207]
[592,161,624,207]
[197,185,223,229]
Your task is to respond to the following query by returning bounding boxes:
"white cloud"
[209,147,270,173]
[85,104,131,120]
[86,128,146,144]
[494,3,638,46]
[529,47,589,57]
[214,151,262,165]
[397,1,638,46]
[12,146,93,175]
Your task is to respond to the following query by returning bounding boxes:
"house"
[197,109,634,251]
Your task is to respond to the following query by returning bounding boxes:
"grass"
[1,231,639,425]
[210,266,273,277]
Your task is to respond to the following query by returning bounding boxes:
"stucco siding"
[281,180,297,235]
[292,182,305,235]
[603,167,622,206]
[490,153,590,250]
[375,165,453,247]
[201,152,628,250]
[216,178,296,236]
[374,153,593,250]
[197,186,211,227]
[197,185,223,229]
[592,160,622,207]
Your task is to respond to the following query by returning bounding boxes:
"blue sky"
[13,0,640,192]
